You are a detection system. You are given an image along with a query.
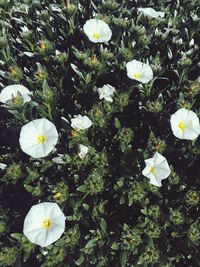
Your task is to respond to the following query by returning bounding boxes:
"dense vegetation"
[0,0,199,266]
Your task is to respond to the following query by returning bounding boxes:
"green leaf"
[111,242,119,250]
[100,218,107,233]
[23,251,31,263]
[66,216,73,221]
[123,223,129,231]
[83,203,89,210]
[77,185,87,193]
[24,184,33,192]
[70,63,84,79]
[120,251,128,267]
[55,238,65,246]
[137,256,144,265]
[114,118,121,129]
[42,79,50,91]
[75,254,85,266]
[85,239,96,248]
[120,195,125,205]
[11,233,22,240]
[128,195,134,206]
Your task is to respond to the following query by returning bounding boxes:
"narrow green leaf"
[77,185,87,193]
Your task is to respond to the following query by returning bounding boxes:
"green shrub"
[0,0,199,266]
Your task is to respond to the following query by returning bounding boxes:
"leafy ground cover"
[0,0,199,266]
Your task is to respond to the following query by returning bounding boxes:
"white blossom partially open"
[142,152,171,187]
[0,84,32,106]
[78,144,89,159]
[23,202,65,247]
[71,115,92,131]
[126,60,153,84]
[138,8,165,18]
[83,19,112,43]
[170,108,200,140]
[19,118,58,158]
[97,84,116,102]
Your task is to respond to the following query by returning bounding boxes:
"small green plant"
[0,0,199,266]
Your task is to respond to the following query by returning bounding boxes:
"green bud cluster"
[120,224,142,253]
[169,209,185,225]
[3,163,21,184]
[187,221,200,245]
[138,245,160,265]
[145,221,161,239]
[0,0,199,266]
[128,182,146,205]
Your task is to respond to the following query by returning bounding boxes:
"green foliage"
[0,0,199,266]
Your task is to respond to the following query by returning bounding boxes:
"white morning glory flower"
[71,115,92,131]
[142,152,171,187]
[23,202,65,247]
[0,84,32,106]
[0,163,7,170]
[78,144,89,159]
[83,18,112,43]
[19,118,58,158]
[170,108,200,140]
[126,60,153,84]
[138,7,165,18]
[97,84,116,102]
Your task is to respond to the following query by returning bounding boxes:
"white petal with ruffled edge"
[78,144,89,159]
[19,118,58,158]
[83,19,112,43]
[142,152,171,187]
[0,84,32,104]
[126,60,153,84]
[138,8,165,18]
[98,84,116,102]
[170,108,200,140]
[23,202,65,247]
[71,115,92,131]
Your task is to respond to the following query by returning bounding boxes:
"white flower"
[97,84,116,102]
[0,84,32,106]
[0,163,7,170]
[138,8,165,18]
[170,108,200,140]
[23,202,65,247]
[71,115,92,131]
[142,152,171,187]
[19,118,58,158]
[126,60,153,84]
[78,144,89,159]
[83,18,112,43]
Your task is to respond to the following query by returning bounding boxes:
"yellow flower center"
[178,121,186,130]
[36,71,45,78]
[39,41,46,50]
[95,109,103,117]
[37,134,46,144]
[93,32,101,40]
[133,72,141,79]
[54,192,62,199]
[150,166,155,173]
[9,67,17,75]
[155,143,161,150]
[71,129,79,137]
[11,95,17,103]
[91,54,97,63]
[42,218,52,229]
